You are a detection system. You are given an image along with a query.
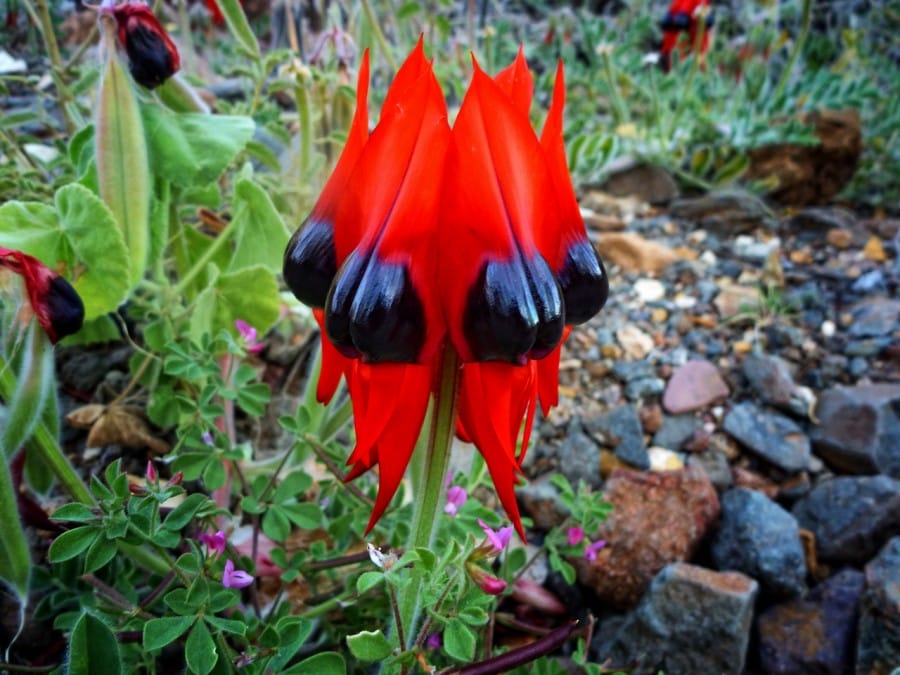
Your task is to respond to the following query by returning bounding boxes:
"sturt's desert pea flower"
[0,247,84,343]
[659,0,714,72]
[283,39,608,539]
[109,1,181,89]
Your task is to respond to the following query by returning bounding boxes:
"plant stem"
[395,346,460,647]
[28,0,76,134]
[173,215,241,295]
[666,9,709,140]
[772,0,812,103]
[360,0,398,73]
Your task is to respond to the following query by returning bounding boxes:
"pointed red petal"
[313,309,350,404]
[493,45,533,116]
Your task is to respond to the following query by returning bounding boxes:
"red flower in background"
[0,247,84,343]
[110,2,181,89]
[284,40,608,538]
[659,0,714,72]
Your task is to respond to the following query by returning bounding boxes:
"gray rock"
[785,205,858,236]
[584,405,649,470]
[624,377,666,401]
[847,298,900,337]
[742,353,813,418]
[653,414,701,451]
[845,338,892,357]
[856,537,900,675]
[811,384,900,477]
[711,488,807,598]
[669,189,775,236]
[757,568,865,675]
[687,450,733,493]
[594,563,758,675]
[851,270,887,294]
[792,476,900,565]
[723,401,812,473]
[612,360,655,382]
[516,476,570,531]
[557,424,602,489]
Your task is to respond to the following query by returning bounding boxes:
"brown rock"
[583,213,627,232]
[714,284,761,319]
[863,236,888,262]
[746,109,862,207]
[596,232,681,273]
[826,228,854,249]
[575,466,720,608]
[732,466,779,499]
[663,360,730,414]
[600,161,679,205]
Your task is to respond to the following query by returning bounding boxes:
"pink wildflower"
[199,529,226,556]
[145,460,158,483]
[584,539,607,562]
[235,319,264,354]
[478,519,513,555]
[444,485,467,516]
[566,526,584,546]
[222,559,254,589]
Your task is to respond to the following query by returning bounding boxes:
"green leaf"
[216,0,260,58]
[66,613,122,675]
[262,506,291,542]
[83,535,118,573]
[48,526,98,563]
[444,621,476,662]
[347,630,392,662]
[185,621,218,675]
[192,265,281,342]
[282,652,346,675]
[144,615,195,651]
[204,615,247,636]
[96,51,149,287]
[55,184,131,319]
[273,471,313,503]
[356,571,383,595]
[163,493,210,531]
[141,105,254,188]
[0,453,31,599]
[228,178,289,272]
[281,502,322,530]
[1,322,53,458]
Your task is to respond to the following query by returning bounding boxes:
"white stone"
[634,278,667,303]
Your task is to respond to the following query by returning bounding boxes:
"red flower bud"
[168,471,183,486]
[467,564,508,596]
[0,247,84,343]
[111,3,180,89]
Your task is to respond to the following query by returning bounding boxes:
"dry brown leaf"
[66,403,170,454]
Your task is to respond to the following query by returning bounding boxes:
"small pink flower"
[478,519,513,555]
[199,530,226,556]
[566,526,584,546]
[584,539,607,563]
[222,559,254,589]
[235,319,264,354]
[468,565,507,595]
[444,485,467,516]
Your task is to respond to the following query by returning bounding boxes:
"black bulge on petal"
[660,11,691,32]
[557,239,609,325]
[347,259,426,363]
[463,259,539,364]
[126,23,177,88]
[324,249,366,358]
[46,276,85,343]
[283,217,337,308]
[522,253,565,360]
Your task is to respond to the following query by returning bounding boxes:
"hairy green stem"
[28,0,76,134]
[173,215,241,295]
[396,347,460,647]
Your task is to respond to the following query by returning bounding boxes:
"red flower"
[110,2,181,89]
[659,0,714,72]
[283,41,607,538]
[0,247,84,343]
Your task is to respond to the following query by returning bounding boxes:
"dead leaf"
[66,403,170,454]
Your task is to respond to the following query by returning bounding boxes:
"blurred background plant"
[0,0,897,671]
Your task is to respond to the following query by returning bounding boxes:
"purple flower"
[478,519,513,555]
[201,430,215,446]
[566,526,584,546]
[425,632,442,650]
[444,485,467,516]
[199,529,226,556]
[584,539,607,563]
[235,319,264,354]
[222,559,254,589]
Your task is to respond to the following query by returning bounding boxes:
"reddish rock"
[663,359,730,414]
[575,466,720,608]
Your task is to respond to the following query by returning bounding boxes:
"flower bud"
[110,3,180,89]
[145,460,158,483]
[168,471,183,486]
[466,563,507,595]
[0,247,84,343]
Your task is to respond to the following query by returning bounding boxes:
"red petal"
[313,309,349,404]
[493,45,533,116]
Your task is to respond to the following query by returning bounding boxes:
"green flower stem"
[772,0,813,102]
[294,72,313,190]
[666,9,709,140]
[172,214,241,296]
[396,346,461,647]
[599,48,628,127]
[360,0,398,73]
[27,0,76,135]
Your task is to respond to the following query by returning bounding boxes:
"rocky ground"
[513,174,900,674]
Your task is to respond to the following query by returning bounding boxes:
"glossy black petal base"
[558,240,609,326]
[126,23,178,89]
[47,276,85,342]
[283,217,337,309]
